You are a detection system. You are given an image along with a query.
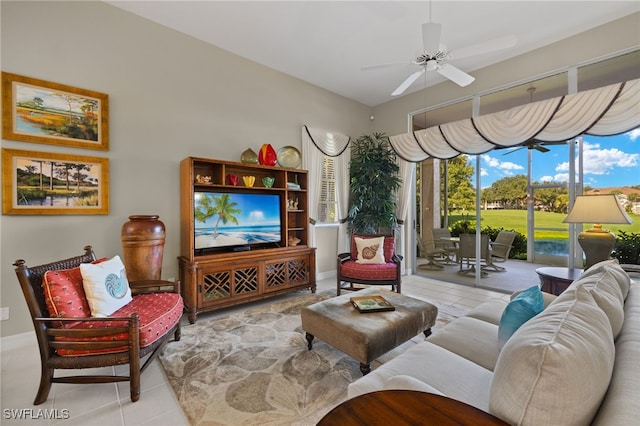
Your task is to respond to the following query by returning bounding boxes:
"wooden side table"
[536,267,583,295]
[318,390,508,425]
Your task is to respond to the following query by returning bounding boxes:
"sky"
[478,129,640,189]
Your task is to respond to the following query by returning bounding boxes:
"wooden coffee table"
[318,390,508,425]
[536,266,583,295]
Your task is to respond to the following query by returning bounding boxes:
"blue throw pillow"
[498,285,544,348]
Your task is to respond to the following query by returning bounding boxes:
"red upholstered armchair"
[337,235,403,295]
[13,246,183,405]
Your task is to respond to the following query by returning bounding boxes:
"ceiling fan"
[362,21,517,96]
[502,140,551,156]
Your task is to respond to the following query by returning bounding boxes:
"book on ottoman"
[350,295,395,313]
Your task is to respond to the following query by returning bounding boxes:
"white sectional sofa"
[347,260,639,425]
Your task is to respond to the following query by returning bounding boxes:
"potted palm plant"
[346,132,401,235]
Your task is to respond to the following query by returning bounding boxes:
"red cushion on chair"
[340,260,398,281]
[55,292,183,357]
[350,235,395,263]
[42,257,109,320]
[43,267,91,320]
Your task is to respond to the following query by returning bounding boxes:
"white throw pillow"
[80,255,132,317]
[355,236,385,264]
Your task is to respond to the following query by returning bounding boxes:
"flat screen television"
[194,191,282,253]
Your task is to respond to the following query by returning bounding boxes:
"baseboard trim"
[317,270,336,281]
[0,330,36,352]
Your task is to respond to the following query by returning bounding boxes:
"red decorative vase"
[121,215,166,282]
[258,144,277,166]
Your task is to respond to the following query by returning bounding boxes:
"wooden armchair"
[13,246,183,405]
[337,235,403,295]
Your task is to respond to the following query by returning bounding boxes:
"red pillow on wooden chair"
[42,257,108,320]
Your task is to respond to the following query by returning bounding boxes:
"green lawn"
[449,210,640,239]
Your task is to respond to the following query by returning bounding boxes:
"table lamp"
[563,194,632,269]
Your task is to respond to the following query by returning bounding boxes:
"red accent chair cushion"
[339,260,399,281]
[43,267,90,320]
[42,258,109,322]
[55,292,183,357]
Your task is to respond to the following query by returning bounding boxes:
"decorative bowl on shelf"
[226,174,239,186]
[242,176,255,187]
[277,146,302,168]
[262,176,275,188]
[288,236,301,246]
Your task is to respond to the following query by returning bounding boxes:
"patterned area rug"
[159,290,465,425]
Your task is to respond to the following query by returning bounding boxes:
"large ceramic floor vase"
[121,215,166,281]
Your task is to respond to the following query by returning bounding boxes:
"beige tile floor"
[1,275,510,426]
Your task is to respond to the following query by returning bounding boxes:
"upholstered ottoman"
[301,287,438,374]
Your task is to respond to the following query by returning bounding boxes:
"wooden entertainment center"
[178,157,316,323]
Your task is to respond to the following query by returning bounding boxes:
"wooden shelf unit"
[179,157,316,323]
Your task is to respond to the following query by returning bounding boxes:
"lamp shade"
[563,194,632,225]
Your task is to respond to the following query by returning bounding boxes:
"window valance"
[303,125,351,157]
[390,78,640,162]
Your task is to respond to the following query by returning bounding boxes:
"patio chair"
[432,228,457,264]
[490,231,517,263]
[416,230,451,270]
[457,234,506,276]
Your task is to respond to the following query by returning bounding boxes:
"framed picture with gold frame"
[1,72,109,150]
[2,148,109,215]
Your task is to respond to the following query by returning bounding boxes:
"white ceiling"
[106,1,640,107]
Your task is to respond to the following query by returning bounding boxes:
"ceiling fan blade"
[502,146,524,156]
[422,22,441,53]
[361,61,412,72]
[436,63,474,87]
[535,145,551,153]
[449,35,517,61]
[391,69,425,96]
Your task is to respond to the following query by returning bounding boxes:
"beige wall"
[1,2,637,338]
[0,1,372,337]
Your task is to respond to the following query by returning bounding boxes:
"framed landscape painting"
[1,72,109,150]
[2,148,109,215]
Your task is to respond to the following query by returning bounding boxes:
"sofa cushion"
[592,284,640,425]
[428,316,501,371]
[567,259,630,300]
[354,236,385,264]
[575,267,626,338]
[498,285,544,348]
[80,255,133,317]
[348,341,494,412]
[489,286,615,426]
[384,375,444,395]
[465,299,508,325]
[55,292,183,357]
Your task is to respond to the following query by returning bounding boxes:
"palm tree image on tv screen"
[193,192,282,250]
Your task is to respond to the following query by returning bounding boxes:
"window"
[318,156,338,223]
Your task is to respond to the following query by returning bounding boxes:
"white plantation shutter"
[318,157,338,223]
